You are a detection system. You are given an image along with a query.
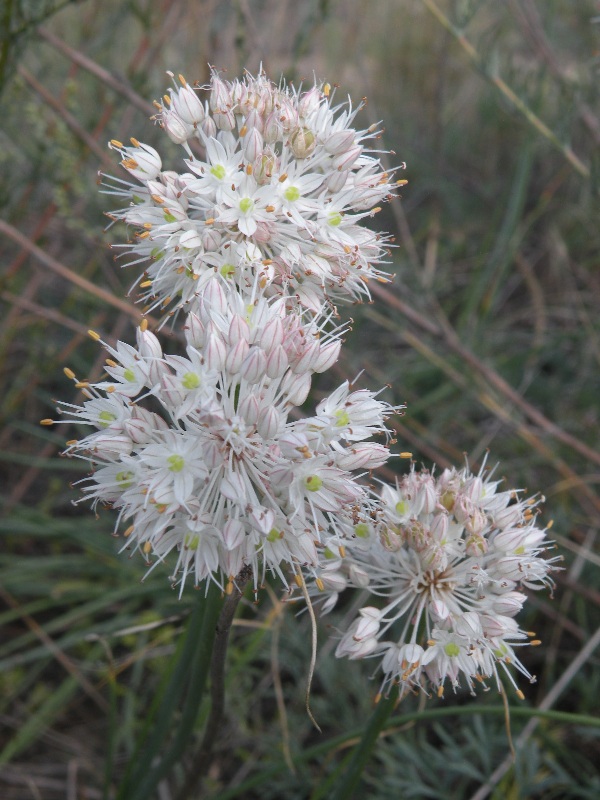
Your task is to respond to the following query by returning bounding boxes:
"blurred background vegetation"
[1,1,599,798]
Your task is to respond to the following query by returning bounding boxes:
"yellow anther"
[278,173,288,183]
[110,139,123,148]
[323,83,331,97]
[516,689,525,701]
[396,179,408,186]
[139,318,148,332]
[88,329,101,341]
[65,439,78,446]
[400,452,413,459]
[163,94,171,105]
[106,386,115,393]
[294,573,303,587]
[246,164,253,175]
[130,136,140,147]
[205,217,215,225]
[137,231,150,239]
[315,578,325,591]
[151,194,164,204]
[105,359,118,367]
[530,640,542,647]
[239,124,248,137]
[339,545,346,558]
[140,280,153,288]
[143,222,153,230]
[124,525,134,537]
[265,205,275,212]
[437,686,444,698]
[40,418,53,426]
[143,541,152,554]
[226,580,234,595]
[63,367,76,380]
[178,73,187,85]
[75,382,89,389]
[122,158,138,170]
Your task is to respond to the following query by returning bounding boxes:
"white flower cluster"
[104,69,400,316]
[47,69,556,698]
[56,272,400,594]
[310,463,557,698]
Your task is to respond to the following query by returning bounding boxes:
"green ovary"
[184,532,200,549]
[116,471,134,488]
[210,164,226,180]
[239,197,254,214]
[284,186,300,202]
[304,475,323,492]
[444,642,461,658]
[220,263,236,278]
[334,409,350,427]
[123,368,136,382]
[354,523,370,538]
[328,212,343,227]
[167,454,185,472]
[395,500,409,515]
[182,372,200,389]
[98,410,116,428]
[267,528,281,542]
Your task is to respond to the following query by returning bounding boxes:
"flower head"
[102,69,401,319]
[308,462,559,698]
[55,276,400,593]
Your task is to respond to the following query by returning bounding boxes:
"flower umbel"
[307,462,558,698]
[56,275,401,594]
[103,69,401,318]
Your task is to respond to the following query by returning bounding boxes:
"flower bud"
[243,127,263,163]
[222,518,246,550]
[225,339,250,374]
[162,110,193,144]
[265,345,289,379]
[324,130,356,155]
[214,108,236,131]
[289,126,316,159]
[298,87,321,118]
[257,405,284,439]
[332,144,362,171]
[325,169,349,193]
[171,84,205,126]
[240,346,267,383]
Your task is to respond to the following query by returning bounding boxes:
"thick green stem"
[176,565,252,800]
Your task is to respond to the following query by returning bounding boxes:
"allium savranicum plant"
[46,69,556,705]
